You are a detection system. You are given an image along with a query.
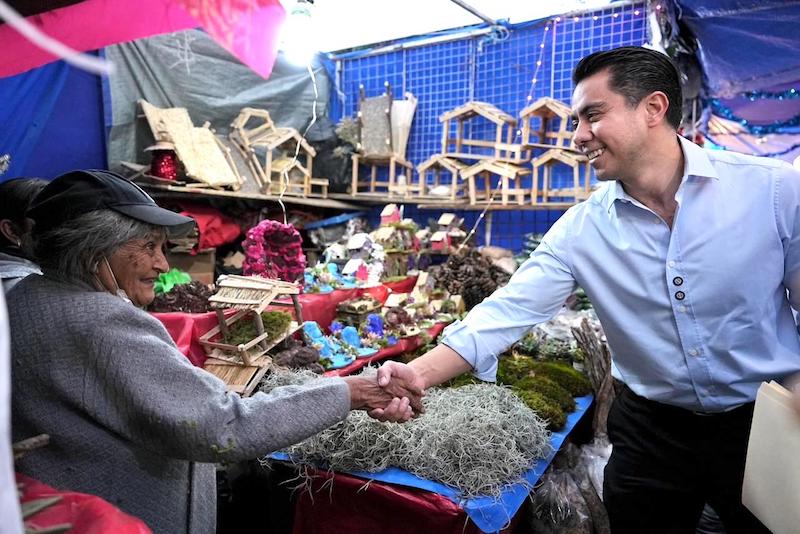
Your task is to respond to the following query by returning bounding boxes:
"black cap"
[26,170,195,236]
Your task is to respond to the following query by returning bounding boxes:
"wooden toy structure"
[138,99,243,189]
[401,96,593,208]
[200,276,304,396]
[461,159,532,205]
[531,149,592,206]
[519,97,575,151]
[351,83,416,196]
[229,108,329,197]
[414,155,469,201]
[335,295,382,326]
[380,203,401,225]
[439,101,521,162]
[438,213,467,247]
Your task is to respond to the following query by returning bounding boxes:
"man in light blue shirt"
[375,47,799,532]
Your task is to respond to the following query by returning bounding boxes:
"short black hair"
[0,177,47,248]
[572,46,683,130]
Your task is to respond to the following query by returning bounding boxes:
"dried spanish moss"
[260,370,552,498]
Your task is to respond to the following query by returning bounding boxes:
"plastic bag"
[154,268,192,294]
[528,468,594,534]
[579,436,612,499]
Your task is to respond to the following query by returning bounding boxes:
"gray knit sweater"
[8,275,350,533]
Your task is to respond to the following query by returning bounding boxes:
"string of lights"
[461,15,561,248]
[710,98,800,136]
[743,88,800,101]
[513,18,554,141]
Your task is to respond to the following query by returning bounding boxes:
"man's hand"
[370,361,426,422]
[342,372,423,423]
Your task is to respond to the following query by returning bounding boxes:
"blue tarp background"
[675,0,800,98]
[0,55,106,181]
[671,1,800,160]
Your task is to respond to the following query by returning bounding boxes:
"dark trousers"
[603,386,770,534]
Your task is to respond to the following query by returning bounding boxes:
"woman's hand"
[343,373,424,423]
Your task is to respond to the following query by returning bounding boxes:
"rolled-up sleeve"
[441,211,578,381]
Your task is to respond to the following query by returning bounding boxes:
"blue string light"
[742,88,799,101]
[710,98,800,136]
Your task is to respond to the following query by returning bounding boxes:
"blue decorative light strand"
[710,98,800,136]
[742,88,799,101]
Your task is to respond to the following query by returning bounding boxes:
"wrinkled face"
[107,231,169,307]
[571,70,647,181]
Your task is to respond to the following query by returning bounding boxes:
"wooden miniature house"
[439,213,466,247]
[437,213,458,231]
[200,276,304,395]
[372,225,397,246]
[439,101,522,162]
[351,83,416,196]
[460,159,532,205]
[430,230,450,252]
[531,149,592,207]
[415,228,431,248]
[380,204,401,225]
[413,155,468,201]
[138,99,243,189]
[519,97,574,151]
[335,295,383,326]
[229,108,328,197]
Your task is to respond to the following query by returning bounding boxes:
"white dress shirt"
[442,136,800,412]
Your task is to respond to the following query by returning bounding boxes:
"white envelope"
[742,381,800,534]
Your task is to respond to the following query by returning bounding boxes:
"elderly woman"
[0,177,47,292]
[8,170,422,533]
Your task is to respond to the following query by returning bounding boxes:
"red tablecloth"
[153,275,420,368]
[288,469,515,534]
[16,473,152,533]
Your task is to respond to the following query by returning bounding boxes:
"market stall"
[5,0,799,533]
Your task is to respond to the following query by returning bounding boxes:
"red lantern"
[145,141,178,181]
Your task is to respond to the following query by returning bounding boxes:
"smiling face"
[107,231,169,307]
[571,69,650,182]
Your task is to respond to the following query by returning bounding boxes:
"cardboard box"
[166,249,216,285]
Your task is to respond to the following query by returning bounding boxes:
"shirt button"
[679,305,687,313]
[673,276,683,286]
[668,260,676,268]
[675,291,685,300]
[688,348,698,356]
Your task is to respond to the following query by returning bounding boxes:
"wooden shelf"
[327,192,464,206]
[416,201,577,211]
[143,183,363,210]
[142,184,575,212]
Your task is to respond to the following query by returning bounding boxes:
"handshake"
[343,361,426,423]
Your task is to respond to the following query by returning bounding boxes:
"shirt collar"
[603,135,719,212]
[678,134,719,182]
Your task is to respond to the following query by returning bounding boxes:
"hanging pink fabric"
[0,0,285,79]
[0,0,198,77]
[177,0,286,79]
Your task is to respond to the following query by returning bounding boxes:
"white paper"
[742,381,800,534]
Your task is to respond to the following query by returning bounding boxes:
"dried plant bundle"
[261,370,552,498]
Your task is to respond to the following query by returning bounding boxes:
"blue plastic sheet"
[675,0,800,97]
[273,394,593,533]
